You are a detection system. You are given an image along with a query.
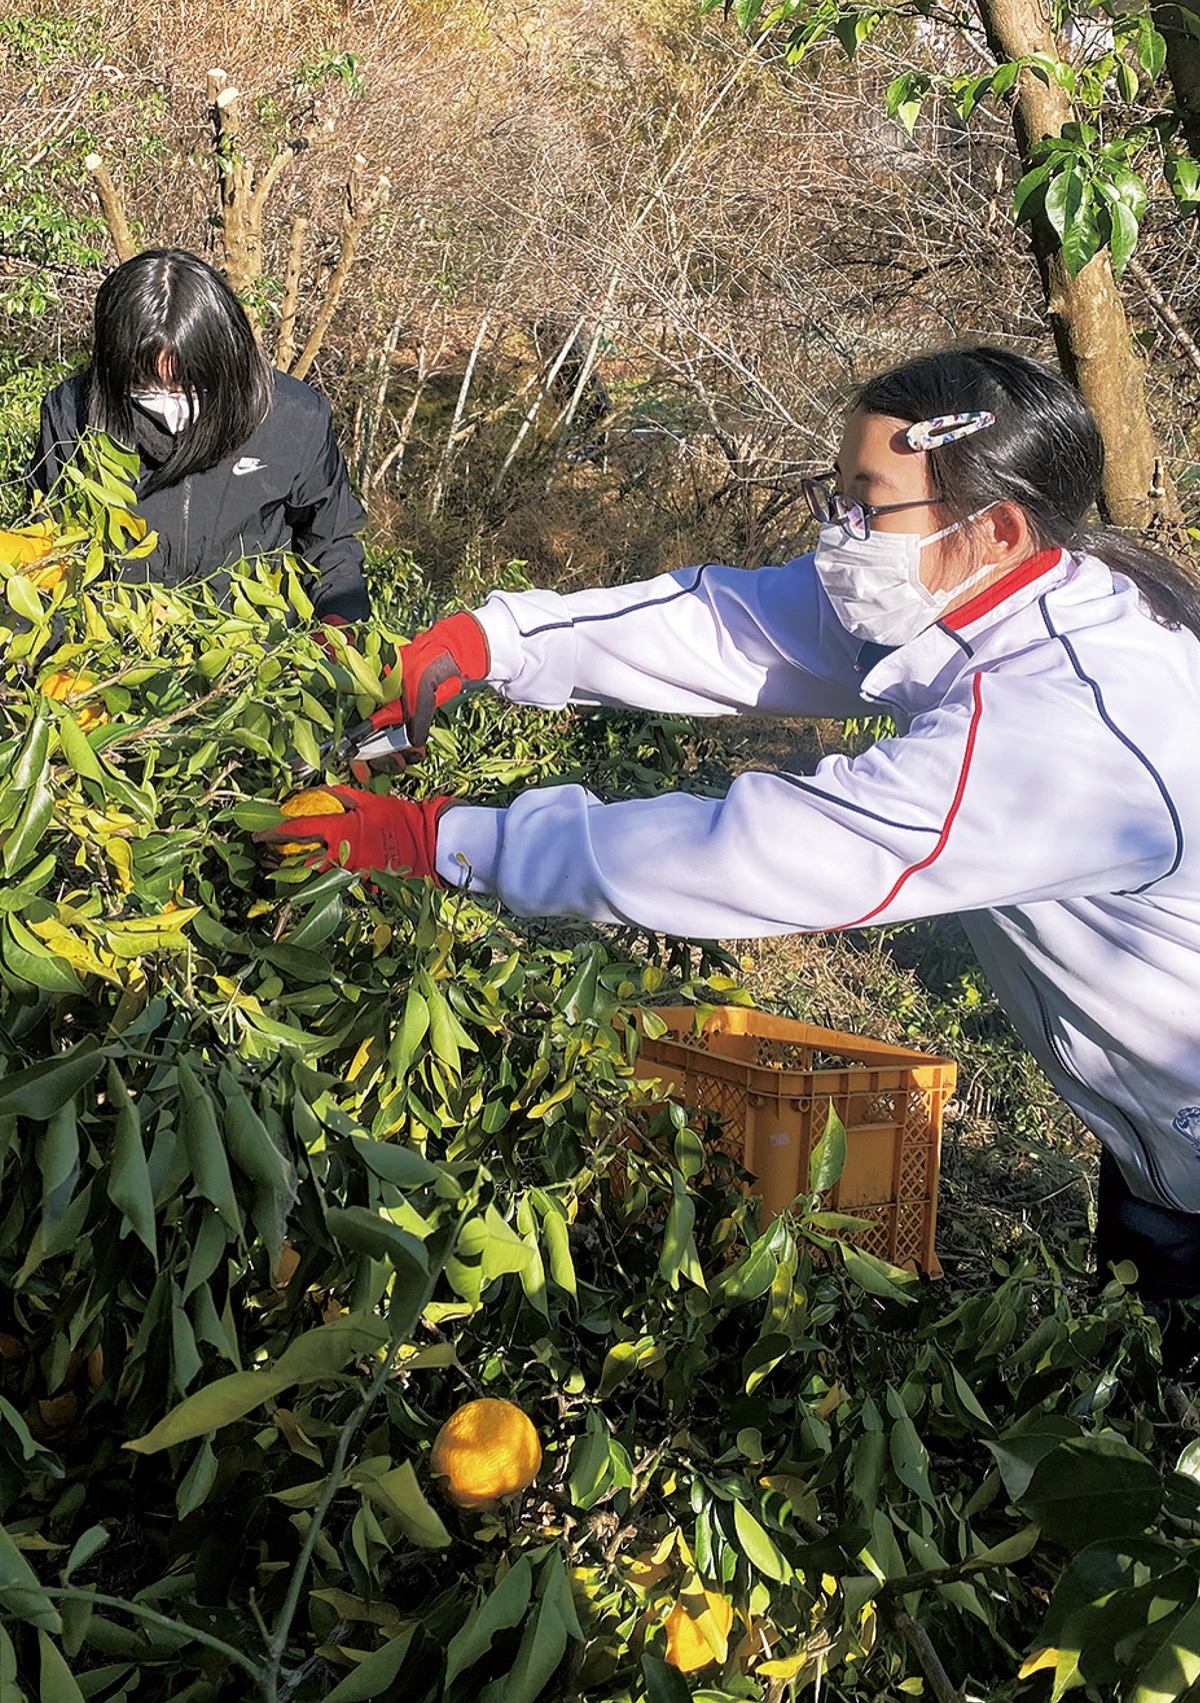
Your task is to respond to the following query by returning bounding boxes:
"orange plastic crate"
[632,1006,955,1272]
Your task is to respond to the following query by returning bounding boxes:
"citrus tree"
[1,443,1200,1702]
[708,0,1200,529]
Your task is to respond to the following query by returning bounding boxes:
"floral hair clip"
[905,411,995,451]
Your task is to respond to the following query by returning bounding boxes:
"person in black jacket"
[28,247,370,628]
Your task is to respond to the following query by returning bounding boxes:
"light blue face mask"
[131,388,199,435]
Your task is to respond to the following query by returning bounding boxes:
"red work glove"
[254,786,452,880]
[315,615,358,661]
[360,611,490,768]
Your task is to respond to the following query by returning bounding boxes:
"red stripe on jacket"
[838,670,985,929]
[939,548,1063,632]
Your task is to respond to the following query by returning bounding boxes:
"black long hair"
[855,345,1200,638]
[87,249,273,496]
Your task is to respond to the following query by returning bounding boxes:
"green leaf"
[4,774,55,878]
[220,1070,298,1257]
[1045,160,1085,240]
[889,1403,934,1504]
[1062,184,1102,277]
[37,1630,85,1703]
[389,986,431,1076]
[1127,1594,1200,1701]
[351,1136,440,1188]
[324,1205,430,1275]
[1165,151,1200,213]
[321,1627,417,1702]
[842,1245,916,1304]
[36,1099,79,1233]
[478,1552,577,1703]
[1107,197,1139,278]
[1014,1436,1162,1547]
[177,1058,242,1232]
[62,1526,109,1583]
[540,1202,577,1297]
[658,1171,702,1291]
[988,1429,1071,1500]
[13,715,51,791]
[0,1037,104,1120]
[359,1460,451,1548]
[949,1362,992,1429]
[810,1100,847,1193]
[8,574,44,622]
[642,1655,692,1703]
[1013,160,1052,225]
[444,1555,533,1687]
[1137,16,1168,73]
[421,976,475,1072]
[673,1123,705,1179]
[231,799,286,832]
[714,1236,777,1302]
[125,1311,390,1452]
[731,1497,790,1581]
[971,1523,1040,1568]
[176,1439,219,1519]
[339,643,385,702]
[568,1425,614,1510]
[465,1203,532,1283]
[106,1062,156,1260]
[0,1522,60,1631]
[56,713,105,782]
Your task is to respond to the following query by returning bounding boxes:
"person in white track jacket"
[261,346,1200,1347]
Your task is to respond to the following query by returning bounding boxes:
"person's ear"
[982,501,1032,566]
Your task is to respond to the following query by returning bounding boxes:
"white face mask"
[131,388,199,435]
[814,513,996,647]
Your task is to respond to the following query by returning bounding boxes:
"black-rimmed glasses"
[801,473,939,543]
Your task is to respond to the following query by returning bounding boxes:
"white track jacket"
[435,547,1200,1213]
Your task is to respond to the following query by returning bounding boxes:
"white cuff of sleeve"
[474,600,523,688]
[435,805,505,894]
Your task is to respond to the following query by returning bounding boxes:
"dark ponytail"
[855,345,1200,639]
[87,248,273,497]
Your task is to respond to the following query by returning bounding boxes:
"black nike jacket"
[29,369,370,623]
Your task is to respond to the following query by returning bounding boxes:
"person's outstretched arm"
[472,555,872,722]
[434,664,1181,936]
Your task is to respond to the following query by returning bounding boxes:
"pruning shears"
[291,716,424,780]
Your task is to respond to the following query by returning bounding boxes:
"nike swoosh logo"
[232,457,265,476]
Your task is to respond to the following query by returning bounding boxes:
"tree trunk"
[978,0,1175,528]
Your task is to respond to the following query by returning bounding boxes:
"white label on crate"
[769,1131,790,1146]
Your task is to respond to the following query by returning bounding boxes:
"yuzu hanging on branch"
[429,1397,543,1510]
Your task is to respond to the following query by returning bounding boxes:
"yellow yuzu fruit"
[39,670,106,729]
[430,1397,543,1510]
[275,788,347,855]
[41,669,96,701]
[665,1591,734,1673]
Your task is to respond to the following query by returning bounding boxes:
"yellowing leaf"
[756,1650,810,1680]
